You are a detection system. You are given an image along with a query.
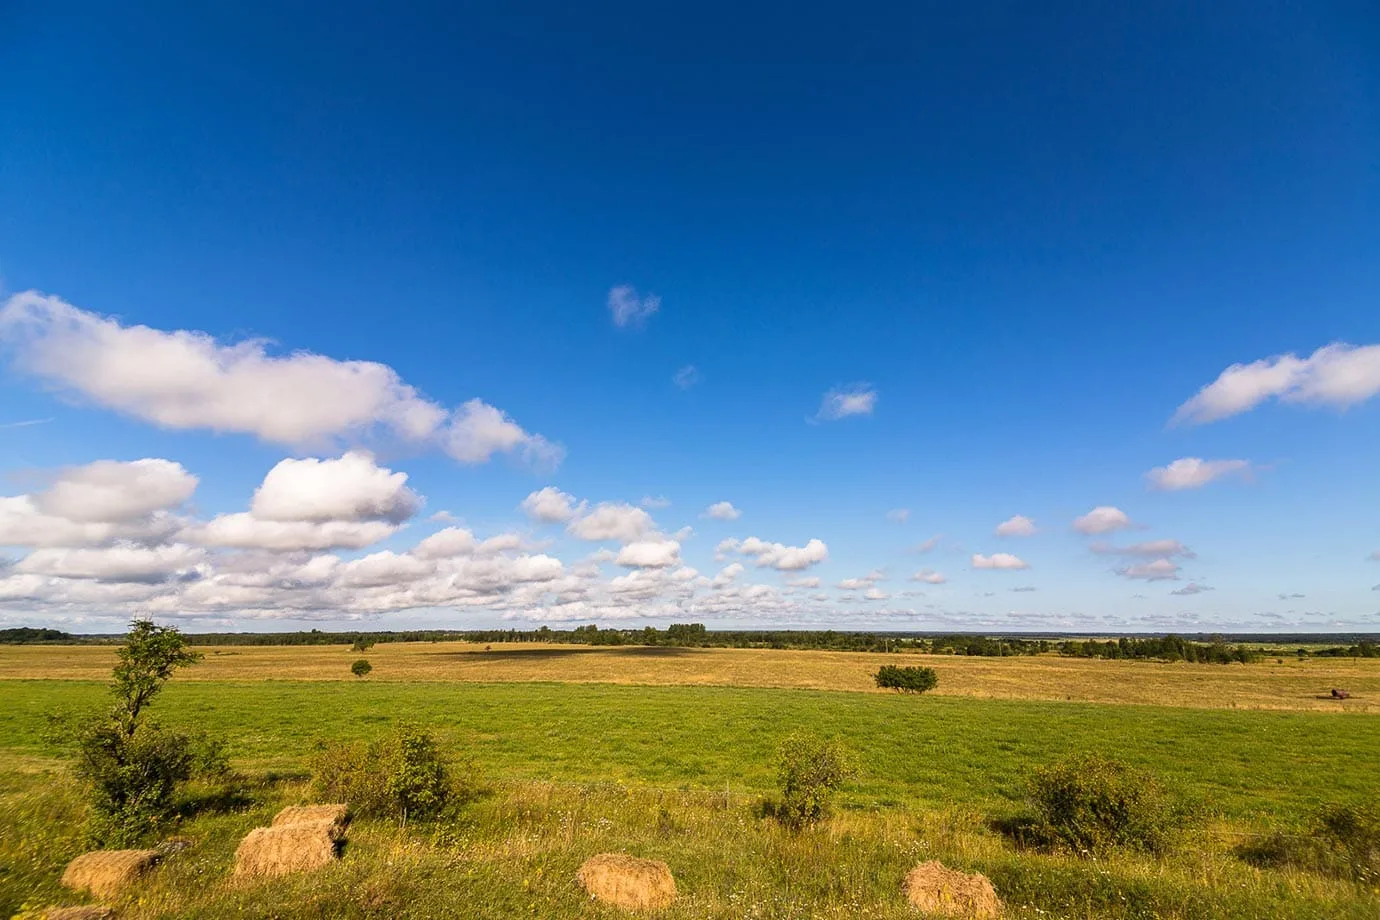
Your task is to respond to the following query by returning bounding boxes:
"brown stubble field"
[2,641,1377,712]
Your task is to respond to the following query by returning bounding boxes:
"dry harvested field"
[3,641,1377,712]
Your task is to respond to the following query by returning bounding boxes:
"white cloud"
[816,384,876,421]
[972,553,1029,571]
[786,575,820,588]
[0,458,194,548]
[910,569,946,584]
[1146,457,1251,491]
[1170,582,1214,596]
[640,495,671,509]
[837,570,886,590]
[672,525,694,541]
[34,459,197,522]
[186,514,398,552]
[428,510,457,523]
[863,587,889,601]
[713,562,745,586]
[0,291,559,466]
[734,536,830,571]
[1090,539,1194,558]
[1072,506,1133,535]
[1116,558,1181,581]
[567,503,656,543]
[16,543,205,583]
[995,515,1037,537]
[521,487,584,524]
[1173,343,1380,425]
[412,527,480,560]
[608,285,660,327]
[615,539,681,569]
[251,452,420,523]
[703,501,741,521]
[672,365,701,390]
[886,508,910,523]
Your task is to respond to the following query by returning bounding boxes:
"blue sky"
[1,2,1378,632]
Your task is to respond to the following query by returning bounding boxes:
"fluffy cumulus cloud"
[186,452,422,553]
[1172,343,1380,425]
[615,539,681,569]
[250,452,420,523]
[16,543,205,583]
[910,569,946,584]
[837,569,885,590]
[608,285,661,327]
[1116,559,1181,581]
[995,515,1036,537]
[703,501,741,521]
[721,536,830,571]
[1146,457,1251,491]
[521,487,584,524]
[0,458,194,547]
[567,503,657,544]
[1072,506,1133,535]
[972,553,1029,571]
[816,384,876,421]
[0,291,559,466]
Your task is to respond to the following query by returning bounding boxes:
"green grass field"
[3,674,1379,918]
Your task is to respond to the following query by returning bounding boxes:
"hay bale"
[43,908,114,920]
[60,849,160,899]
[576,853,676,911]
[233,819,342,879]
[272,803,350,833]
[902,861,1002,918]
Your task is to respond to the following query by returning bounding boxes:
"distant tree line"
[1056,635,1261,664]
[0,627,75,643]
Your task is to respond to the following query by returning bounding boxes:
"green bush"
[1239,803,1380,884]
[761,732,856,829]
[351,658,373,678]
[1005,753,1180,855]
[54,620,224,845]
[309,723,475,821]
[874,665,938,693]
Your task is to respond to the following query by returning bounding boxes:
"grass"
[3,641,1378,711]
[2,677,1379,918]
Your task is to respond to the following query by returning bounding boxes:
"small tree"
[351,658,373,678]
[1019,753,1180,855]
[65,620,219,844]
[874,664,938,693]
[765,732,856,829]
[351,637,375,653]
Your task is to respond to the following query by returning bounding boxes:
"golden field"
[3,641,1376,712]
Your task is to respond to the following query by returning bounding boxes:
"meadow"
[2,644,1378,918]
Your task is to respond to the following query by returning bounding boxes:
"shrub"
[351,658,373,678]
[309,723,474,821]
[874,665,938,693]
[57,620,224,844]
[1239,803,1380,884]
[351,637,375,653]
[1005,753,1179,855]
[761,732,856,829]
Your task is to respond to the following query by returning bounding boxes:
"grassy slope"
[3,679,1378,918]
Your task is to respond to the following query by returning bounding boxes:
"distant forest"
[3,624,1377,662]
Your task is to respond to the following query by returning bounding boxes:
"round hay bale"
[272,803,350,833]
[43,908,114,920]
[576,853,676,911]
[901,861,1002,918]
[60,849,160,899]
[233,819,341,879]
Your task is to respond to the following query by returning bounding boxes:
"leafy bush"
[760,732,856,829]
[874,665,938,693]
[309,723,475,821]
[351,637,375,653]
[1239,803,1380,884]
[1003,753,1180,855]
[54,620,225,844]
[351,658,373,678]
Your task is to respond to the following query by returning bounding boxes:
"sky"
[1,1,1378,633]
